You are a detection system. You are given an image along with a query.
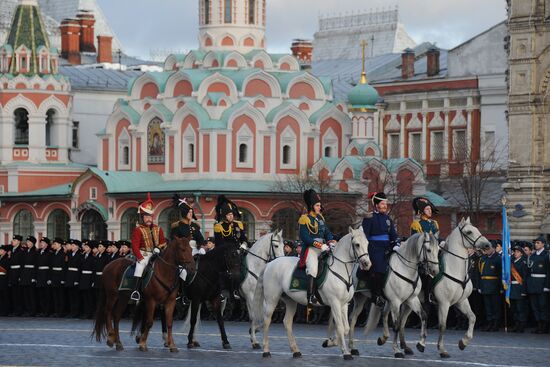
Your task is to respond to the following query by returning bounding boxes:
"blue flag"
[501,205,511,305]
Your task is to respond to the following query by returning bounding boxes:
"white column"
[211,131,218,173]
[0,114,12,162]
[400,101,406,157]
[421,100,428,161]
[56,116,71,162]
[466,97,473,157]
[444,98,450,160]
[27,116,46,162]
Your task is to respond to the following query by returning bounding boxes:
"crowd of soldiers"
[0,235,131,318]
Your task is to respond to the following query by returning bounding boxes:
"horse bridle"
[241,233,282,280]
[390,235,438,293]
[329,233,369,291]
[437,225,477,291]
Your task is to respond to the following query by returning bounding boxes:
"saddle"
[289,254,329,292]
[354,267,390,293]
[119,258,155,292]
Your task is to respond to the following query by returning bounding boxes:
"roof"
[428,176,506,211]
[59,66,143,91]
[0,183,73,199]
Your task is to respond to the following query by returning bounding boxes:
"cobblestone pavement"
[0,317,548,367]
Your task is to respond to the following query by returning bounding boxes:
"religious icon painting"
[147,118,165,163]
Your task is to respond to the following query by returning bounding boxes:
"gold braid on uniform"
[298,214,318,235]
[219,222,233,237]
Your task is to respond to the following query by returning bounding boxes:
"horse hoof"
[343,354,353,360]
[164,342,169,348]
[252,343,261,350]
[193,341,201,347]
[377,337,386,346]
[263,352,271,358]
[395,352,405,359]
[223,343,232,350]
[293,352,302,358]
[351,349,360,356]
[106,340,114,348]
[116,344,124,351]
[416,343,425,353]
[322,340,329,348]
[135,336,140,345]
[440,352,450,359]
[170,347,179,353]
[139,345,148,352]
[404,346,414,355]
[458,340,466,350]
[187,343,194,349]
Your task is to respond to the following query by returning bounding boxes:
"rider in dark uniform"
[410,197,439,304]
[510,244,528,333]
[527,235,550,334]
[214,195,248,300]
[298,189,336,306]
[361,192,399,307]
[8,235,24,316]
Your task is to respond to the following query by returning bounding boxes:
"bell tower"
[198,0,266,52]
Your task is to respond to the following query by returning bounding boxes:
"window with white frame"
[0,52,7,72]
[90,187,97,200]
[322,128,338,158]
[453,129,467,160]
[409,132,422,161]
[118,128,130,170]
[236,124,253,168]
[72,121,80,149]
[484,131,496,160]
[281,126,296,168]
[389,133,400,159]
[431,131,444,161]
[182,126,196,167]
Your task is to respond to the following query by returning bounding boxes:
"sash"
[511,264,523,285]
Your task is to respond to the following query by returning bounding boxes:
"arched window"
[239,143,248,163]
[159,207,181,238]
[282,145,291,165]
[147,118,165,164]
[224,0,232,23]
[123,146,130,165]
[14,108,29,145]
[45,109,55,146]
[324,146,332,157]
[183,126,196,167]
[81,209,107,240]
[238,207,256,241]
[118,128,130,169]
[204,0,210,24]
[47,209,69,240]
[13,209,34,237]
[322,128,338,159]
[271,208,300,240]
[120,207,139,240]
[248,0,256,24]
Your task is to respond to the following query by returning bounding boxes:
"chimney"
[60,19,81,65]
[77,10,96,53]
[426,46,440,77]
[291,39,313,63]
[97,35,113,63]
[401,48,415,80]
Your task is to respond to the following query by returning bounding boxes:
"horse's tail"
[252,268,266,326]
[131,299,146,336]
[92,284,107,342]
[364,302,381,336]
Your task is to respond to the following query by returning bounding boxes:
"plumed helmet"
[369,192,388,206]
[303,189,321,212]
[215,195,240,222]
[172,194,197,220]
[138,192,155,215]
[412,196,439,215]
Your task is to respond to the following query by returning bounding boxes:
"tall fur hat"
[303,189,321,212]
[215,195,240,222]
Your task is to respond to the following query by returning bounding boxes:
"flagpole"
[501,196,509,333]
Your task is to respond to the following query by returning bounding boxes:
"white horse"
[239,230,285,349]
[384,218,491,358]
[253,227,371,360]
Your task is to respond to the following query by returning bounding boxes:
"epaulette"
[434,220,440,230]
[234,220,244,230]
[298,214,310,225]
[214,223,223,233]
[410,220,422,233]
[171,220,182,229]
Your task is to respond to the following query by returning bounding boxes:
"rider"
[130,193,167,302]
[298,189,336,306]
[361,192,399,307]
[410,196,439,304]
[171,194,205,304]
[213,195,248,300]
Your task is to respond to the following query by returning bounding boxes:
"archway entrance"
[81,209,107,240]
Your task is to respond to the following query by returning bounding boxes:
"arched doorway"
[238,207,256,241]
[271,207,300,240]
[120,207,139,240]
[81,209,107,240]
[47,209,69,240]
[159,207,180,238]
[13,209,34,237]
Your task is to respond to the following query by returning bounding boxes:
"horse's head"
[456,217,492,251]
[419,232,440,277]
[269,229,285,260]
[349,226,371,271]
[171,237,195,273]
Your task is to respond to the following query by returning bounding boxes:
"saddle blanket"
[119,262,154,291]
[289,258,329,292]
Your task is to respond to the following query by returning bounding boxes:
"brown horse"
[92,237,195,352]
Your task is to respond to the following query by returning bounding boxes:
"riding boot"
[130,277,142,302]
[371,273,385,307]
[307,275,319,306]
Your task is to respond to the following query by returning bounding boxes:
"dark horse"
[92,237,195,352]
[158,244,241,349]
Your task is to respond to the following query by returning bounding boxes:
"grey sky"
[96,0,506,60]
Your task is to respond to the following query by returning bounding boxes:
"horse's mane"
[399,232,425,259]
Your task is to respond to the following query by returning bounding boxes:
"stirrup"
[130,291,141,302]
[308,294,320,306]
[232,290,241,300]
[375,296,385,308]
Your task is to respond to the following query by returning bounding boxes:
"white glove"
[189,240,197,248]
[138,258,146,264]
[153,248,160,254]
[321,244,330,252]
[47,280,51,286]
[198,248,206,255]
[31,279,36,283]
[75,282,79,286]
[61,281,65,285]
[393,245,400,251]
[544,288,550,293]
[477,289,481,294]
[179,267,188,281]
[240,242,248,250]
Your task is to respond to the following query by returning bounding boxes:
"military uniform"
[35,240,52,316]
[468,251,484,328]
[0,245,11,315]
[8,240,25,316]
[79,243,96,318]
[510,254,528,332]
[65,243,82,318]
[172,221,205,247]
[362,211,398,274]
[526,247,550,332]
[214,220,247,249]
[478,251,502,331]
[20,240,37,317]
[298,212,334,275]
[93,243,110,291]
[50,245,66,316]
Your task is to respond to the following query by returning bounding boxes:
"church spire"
[360,39,368,85]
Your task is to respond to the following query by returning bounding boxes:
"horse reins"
[328,236,369,291]
[437,226,477,292]
[242,234,281,280]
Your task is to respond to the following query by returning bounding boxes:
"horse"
[253,226,371,360]
[239,230,285,349]
[92,237,195,352]
[382,218,492,358]
[170,242,243,350]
